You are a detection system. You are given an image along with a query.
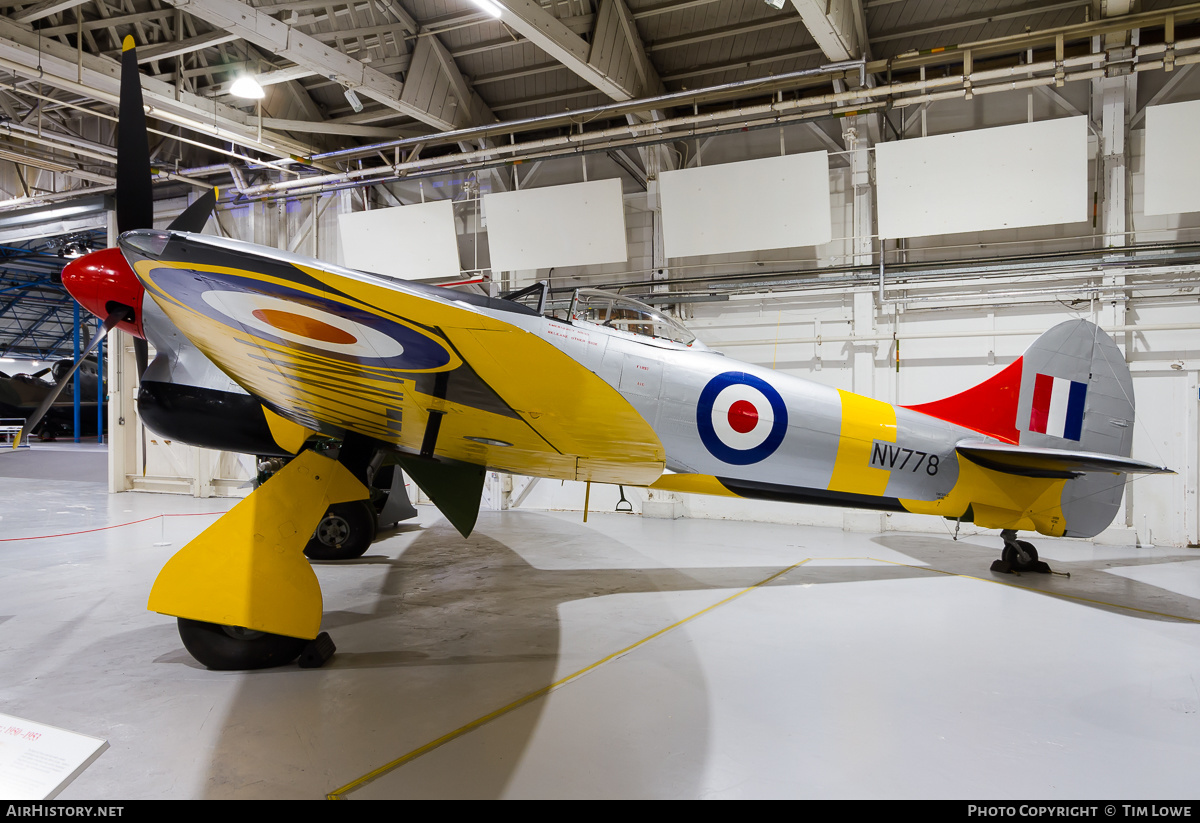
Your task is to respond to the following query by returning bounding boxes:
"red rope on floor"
[0,511,228,542]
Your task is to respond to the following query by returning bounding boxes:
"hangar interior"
[3,0,1200,800]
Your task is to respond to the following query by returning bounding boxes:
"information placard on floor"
[0,712,108,800]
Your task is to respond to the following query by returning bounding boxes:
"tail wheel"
[304,499,377,560]
[1002,540,1040,571]
[177,618,307,670]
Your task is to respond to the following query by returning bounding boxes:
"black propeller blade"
[133,336,149,377]
[116,35,153,235]
[167,187,218,233]
[15,309,128,447]
[22,36,220,450]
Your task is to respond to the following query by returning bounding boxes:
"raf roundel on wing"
[141,264,456,372]
[696,372,788,465]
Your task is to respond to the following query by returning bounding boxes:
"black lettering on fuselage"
[870,441,939,475]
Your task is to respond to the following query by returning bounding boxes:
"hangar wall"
[138,67,1200,548]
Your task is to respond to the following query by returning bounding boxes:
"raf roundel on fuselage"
[696,371,788,465]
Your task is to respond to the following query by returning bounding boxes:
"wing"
[955,439,1172,478]
[122,230,665,485]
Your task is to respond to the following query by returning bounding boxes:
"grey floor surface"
[3,444,1200,799]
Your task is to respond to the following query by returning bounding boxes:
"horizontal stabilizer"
[956,439,1172,479]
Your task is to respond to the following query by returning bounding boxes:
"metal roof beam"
[647,13,798,53]
[632,0,722,20]
[871,0,1090,47]
[135,31,240,64]
[13,0,90,24]
[406,32,495,129]
[259,117,405,138]
[789,0,864,62]
[495,0,661,101]
[164,0,473,130]
[38,9,175,38]
[661,45,823,82]
[0,16,319,162]
[1,302,63,357]
[204,64,316,97]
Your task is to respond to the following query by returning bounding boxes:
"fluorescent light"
[230,75,265,100]
[343,87,364,113]
[470,0,503,18]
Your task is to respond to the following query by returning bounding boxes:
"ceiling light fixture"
[763,0,786,8]
[343,87,364,113]
[469,0,504,18]
[230,74,265,100]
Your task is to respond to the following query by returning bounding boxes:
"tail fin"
[906,320,1143,538]
[1017,320,1138,537]
[904,319,1134,455]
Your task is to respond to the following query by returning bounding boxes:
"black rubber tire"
[177,618,307,670]
[1002,540,1040,571]
[303,500,377,560]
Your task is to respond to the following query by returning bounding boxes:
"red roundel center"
[252,309,357,345]
[727,400,759,434]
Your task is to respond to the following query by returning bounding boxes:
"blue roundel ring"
[143,264,454,372]
[696,371,788,465]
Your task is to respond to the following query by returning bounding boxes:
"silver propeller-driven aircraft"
[21,38,1171,670]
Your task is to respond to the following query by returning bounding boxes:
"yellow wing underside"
[138,260,665,485]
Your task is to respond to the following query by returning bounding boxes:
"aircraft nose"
[60,246,147,339]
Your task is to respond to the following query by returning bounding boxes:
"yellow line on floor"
[870,557,1200,624]
[326,558,810,800]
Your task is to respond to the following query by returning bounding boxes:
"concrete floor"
[3,444,1200,799]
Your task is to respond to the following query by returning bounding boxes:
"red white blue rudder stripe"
[1028,373,1087,441]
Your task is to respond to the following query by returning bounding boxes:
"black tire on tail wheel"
[303,499,377,560]
[1002,540,1040,571]
[177,618,307,670]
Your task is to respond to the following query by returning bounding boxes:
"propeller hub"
[61,247,146,339]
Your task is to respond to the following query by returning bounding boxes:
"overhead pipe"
[308,58,871,163]
[707,321,1200,350]
[239,38,1200,199]
[307,6,1200,166]
[579,239,1200,301]
[238,103,889,200]
[0,52,318,175]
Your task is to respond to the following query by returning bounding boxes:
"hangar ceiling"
[0,0,1185,204]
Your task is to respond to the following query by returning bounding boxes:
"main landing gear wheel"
[303,499,377,560]
[992,530,1053,574]
[177,618,307,670]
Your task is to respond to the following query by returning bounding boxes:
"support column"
[106,328,138,493]
[843,118,885,533]
[844,121,877,399]
[1092,14,1138,530]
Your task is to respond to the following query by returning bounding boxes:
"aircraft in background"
[22,38,1171,671]
[0,358,104,440]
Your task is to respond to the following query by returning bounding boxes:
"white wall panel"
[876,117,1087,238]
[1144,100,1200,216]
[338,200,461,280]
[483,179,627,271]
[658,152,832,257]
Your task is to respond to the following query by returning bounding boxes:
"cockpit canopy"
[569,288,698,347]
